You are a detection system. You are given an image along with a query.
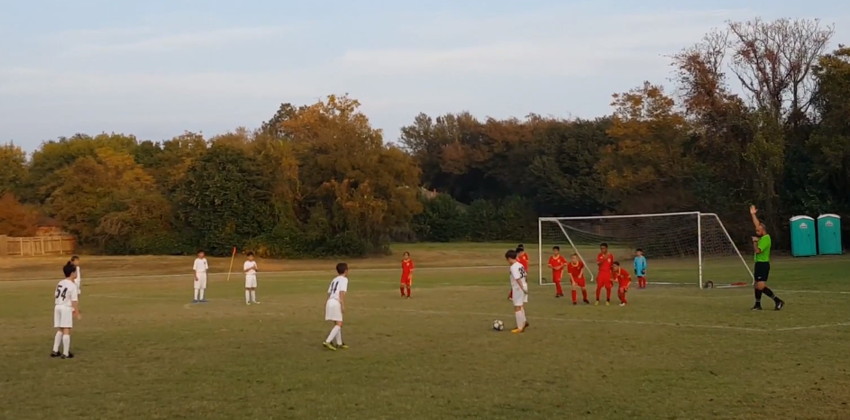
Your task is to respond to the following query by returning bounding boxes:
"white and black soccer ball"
[492,320,504,331]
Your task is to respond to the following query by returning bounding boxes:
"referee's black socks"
[754,289,763,303]
[762,287,779,302]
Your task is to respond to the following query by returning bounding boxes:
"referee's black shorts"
[754,262,771,282]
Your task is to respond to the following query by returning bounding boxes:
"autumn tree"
[268,94,421,255]
[0,193,39,236]
[47,148,172,252]
[599,82,697,212]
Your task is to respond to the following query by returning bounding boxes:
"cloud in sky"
[1,1,848,150]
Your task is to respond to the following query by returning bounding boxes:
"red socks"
[605,286,612,301]
[406,286,411,297]
[571,290,577,303]
[618,287,628,303]
[400,286,405,297]
[555,282,564,297]
[582,289,588,301]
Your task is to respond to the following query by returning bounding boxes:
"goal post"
[538,212,753,289]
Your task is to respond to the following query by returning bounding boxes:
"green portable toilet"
[789,216,817,257]
[817,214,843,255]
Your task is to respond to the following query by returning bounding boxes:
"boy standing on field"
[506,249,530,334]
[548,246,567,298]
[508,244,530,301]
[244,252,260,305]
[595,243,614,306]
[400,251,414,298]
[634,249,647,289]
[193,251,209,303]
[612,261,631,306]
[323,263,350,351]
[51,263,81,359]
[566,253,590,305]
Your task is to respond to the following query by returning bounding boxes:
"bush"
[412,194,466,242]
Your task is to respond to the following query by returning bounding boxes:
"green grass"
[1,244,849,419]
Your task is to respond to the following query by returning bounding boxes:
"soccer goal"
[537,212,753,289]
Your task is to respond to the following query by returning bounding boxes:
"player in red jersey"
[566,253,590,305]
[612,261,631,306]
[547,246,567,297]
[508,244,528,300]
[595,243,614,306]
[400,251,414,298]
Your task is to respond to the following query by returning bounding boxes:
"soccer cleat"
[337,343,349,350]
[619,302,627,307]
[61,353,74,359]
[751,304,763,311]
[200,299,208,303]
[775,299,785,311]
[524,322,530,330]
[252,301,261,305]
[595,301,600,306]
[572,302,577,305]
[510,328,524,334]
[322,342,337,351]
[583,299,591,305]
[50,351,61,358]
[606,301,610,306]
[192,299,199,304]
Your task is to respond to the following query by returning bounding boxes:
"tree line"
[1,18,848,256]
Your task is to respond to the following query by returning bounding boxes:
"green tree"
[0,143,27,196]
[176,143,276,255]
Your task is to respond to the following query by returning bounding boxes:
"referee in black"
[749,205,785,311]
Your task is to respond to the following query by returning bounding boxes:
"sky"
[1,0,848,151]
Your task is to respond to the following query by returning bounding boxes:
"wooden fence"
[0,235,76,256]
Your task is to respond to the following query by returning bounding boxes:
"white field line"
[87,294,850,332]
[0,265,507,285]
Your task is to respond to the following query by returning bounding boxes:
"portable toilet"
[817,214,843,255]
[789,216,817,257]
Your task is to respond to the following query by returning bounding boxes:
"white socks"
[335,329,343,346]
[515,311,525,329]
[62,334,71,356]
[245,290,251,303]
[52,331,63,352]
[199,289,205,300]
[326,325,341,343]
[193,289,200,300]
[250,290,257,302]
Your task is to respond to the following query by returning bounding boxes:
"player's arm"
[752,238,762,254]
[339,291,346,313]
[749,205,761,231]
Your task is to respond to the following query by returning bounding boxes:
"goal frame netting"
[537,212,753,289]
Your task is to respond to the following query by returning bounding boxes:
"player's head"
[403,251,410,259]
[246,251,254,261]
[612,261,620,270]
[336,262,349,275]
[570,253,579,262]
[63,263,77,279]
[600,243,608,252]
[70,255,80,266]
[505,249,518,263]
[552,246,560,255]
[635,248,643,256]
[756,222,767,236]
[197,250,205,258]
[516,244,525,255]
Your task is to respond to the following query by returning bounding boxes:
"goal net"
[537,212,753,288]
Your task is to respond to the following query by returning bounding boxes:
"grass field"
[1,243,849,419]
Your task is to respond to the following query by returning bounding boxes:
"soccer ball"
[492,320,504,331]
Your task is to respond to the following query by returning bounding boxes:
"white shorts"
[74,279,81,296]
[54,306,73,329]
[245,275,257,288]
[511,287,528,307]
[325,299,343,322]
[194,273,207,289]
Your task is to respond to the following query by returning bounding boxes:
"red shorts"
[400,276,411,285]
[571,277,587,287]
[552,273,563,283]
[597,273,612,287]
[618,281,631,290]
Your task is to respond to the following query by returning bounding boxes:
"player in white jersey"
[322,263,350,351]
[70,256,82,297]
[506,249,529,334]
[243,251,260,305]
[193,250,209,303]
[51,263,81,359]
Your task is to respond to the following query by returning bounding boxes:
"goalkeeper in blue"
[633,248,647,289]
